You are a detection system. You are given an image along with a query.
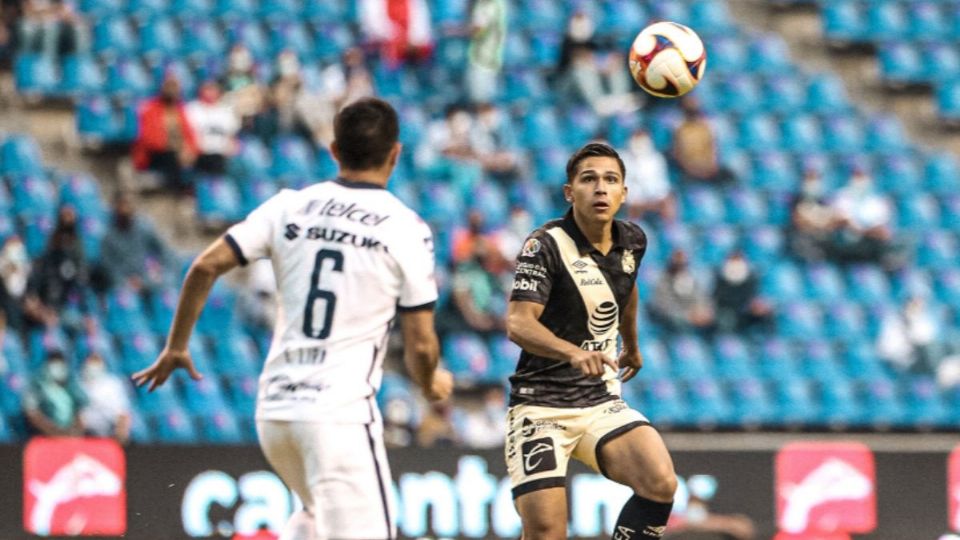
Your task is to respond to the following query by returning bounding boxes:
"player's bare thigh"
[599,425,677,503]
[514,487,568,540]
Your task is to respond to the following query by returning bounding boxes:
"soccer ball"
[628,21,706,98]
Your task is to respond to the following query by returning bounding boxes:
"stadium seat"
[897,192,941,231]
[925,152,960,194]
[937,79,960,123]
[781,114,823,153]
[865,2,908,41]
[59,54,105,97]
[860,377,906,428]
[805,263,846,302]
[935,268,960,307]
[639,378,688,426]
[750,152,797,192]
[11,174,56,218]
[778,302,823,341]
[120,332,161,374]
[199,408,246,443]
[487,335,520,382]
[761,76,806,115]
[846,265,892,303]
[106,59,153,99]
[92,16,138,59]
[774,378,819,425]
[260,0,300,21]
[152,405,199,443]
[841,338,887,383]
[599,0,646,43]
[182,19,228,59]
[517,0,565,32]
[686,377,734,427]
[864,115,908,154]
[823,301,865,343]
[822,115,865,154]
[225,374,259,413]
[909,2,949,41]
[743,226,785,268]
[800,339,846,382]
[171,0,213,17]
[713,334,754,380]
[903,376,949,427]
[921,42,960,83]
[180,376,229,415]
[805,73,851,114]
[689,0,734,33]
[270,137,315,181]
[211,329,261,377]
[59,173,106,219]
[682,187,726,226]
[745,34,791,75]
[738,113,781,152]
[22,214,54,258]
[104,285,152,336]
[2,136,45,176]
[697,225,738,267]
[917,230,958,270]
[668,334,713,379]
[727,377,775,426]
[819,377,862,426]
[821,0,864,44]
[638,338,669,378]
[196,176,244,224]
[215,0,258,20]
[442,333,491,382]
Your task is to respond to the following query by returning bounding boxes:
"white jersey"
[226,179,437,423]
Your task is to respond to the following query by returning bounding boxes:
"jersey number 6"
[303,248,343,340]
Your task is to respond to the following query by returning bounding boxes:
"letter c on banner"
[182,471,238,536]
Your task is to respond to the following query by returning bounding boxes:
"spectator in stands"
[497,205,534,264]
[415,104,483,191]
[452,210,494,264]
[359,0,433,68]
[186,80,239,176]
[310,47,376,146]
[96,191,173,293]
[249,77,314,147]
[878,295,942,374]
[441,241,509,339]
[556,10,637,116]
[221,44,263,121]
[713,250,773,333]
[672,98,732,184]
[22,349,86,436]
[788,168,836,262]
[464,0,507,104]
[458,384,507,448]
[416,397,459,448]
[829,168,905,270]
[650,249,715,333]
[23,206,89,330]
[622,128,676,222]
[0,234,30,331]
[473,101,521,183]
[18,0,87,60]
[78,351,131,443]
[131,73,199,194]
[382,392,417,447]
[237,259,276,338]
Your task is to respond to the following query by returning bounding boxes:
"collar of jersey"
[333,177,385,190]
[561,208,627,255]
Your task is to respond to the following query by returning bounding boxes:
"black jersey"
[508,210,647,408]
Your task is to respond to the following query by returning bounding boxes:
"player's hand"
[423,367,453,402]
[618,348,644,383]
[568,349,618,378]
[132,347,203,391]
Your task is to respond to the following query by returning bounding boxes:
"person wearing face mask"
[415,104,484,193]
[95,191,173,293]
[828,168,906,269]
[78,352,131,443]
[186,80,239,176]
[473,102,521,182]
[0,235,30,332]
[713,250,773,333]
[131,72,199,194]
[622,128,676,223]
[23,206,90,331]
[23,350,87,436]
[788,168,838,262]
[650,249,715,333]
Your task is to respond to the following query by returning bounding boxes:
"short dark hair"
[333,97,400,170]
[565,142,626,183]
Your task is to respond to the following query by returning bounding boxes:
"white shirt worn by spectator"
[80,367,131,437]
[831,177,892,231]
[186,99,240,156]
[624,135,671,207]
[226,180,438,424]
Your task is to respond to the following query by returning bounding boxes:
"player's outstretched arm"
[132,237,240,391]
[617,284,644,382]
[399,309,453,401]
[506,300,617,378]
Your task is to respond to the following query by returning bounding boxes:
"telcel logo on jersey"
[775,442,876,536]
[23,437,126,537]
[513,278,539,292]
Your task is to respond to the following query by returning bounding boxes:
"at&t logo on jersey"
[513,278,539,292]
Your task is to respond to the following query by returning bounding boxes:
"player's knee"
[642,470,677,502]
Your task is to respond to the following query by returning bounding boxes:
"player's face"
[564,156,627,224]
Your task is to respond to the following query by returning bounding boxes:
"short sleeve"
[509,232,555,304]
[224,190,289,265]
[394,218,439,311]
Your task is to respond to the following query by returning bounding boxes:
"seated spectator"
[788,168,837,262]
[249,78,314,146]
[186,81,239,176]
[131,73,199,194]
[496,205,534,263]
[439,243,508,339]
[18,0,88,60]
[95,191,173,293]
[359,0,433,68]
[23,349,86,436]
[464,0,506,104]
[829,168,905,270]
[451,210,498,264]
[672,99,732,184]
[221,44,263,121]
[713,250,773,333]
[556,10,637,116]
[473,101,521,183]
[878,295,942,374]
[415,104,483,192]
[309,47,376,147]
[650,249,715,333]
[622,128,676,222]
[23,206,89,331]
[78,352,131,443]
[0,235,30,332]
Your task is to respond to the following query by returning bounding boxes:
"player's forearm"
[165,263,219,351]
[506,313,582,363]
[403,334,440,391]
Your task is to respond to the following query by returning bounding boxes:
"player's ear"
[563,183,573,203]
[329,141,341,164]
[388,142,402,167]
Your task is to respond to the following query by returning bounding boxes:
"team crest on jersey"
[521,238,541,257]
[621,250,636,273]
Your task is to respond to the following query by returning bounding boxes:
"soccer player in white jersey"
[133,98,454,540]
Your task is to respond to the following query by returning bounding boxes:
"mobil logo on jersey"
[23,437,126,537]
[775,441,876,536]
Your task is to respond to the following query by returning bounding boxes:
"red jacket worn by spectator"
[132,98,199,171]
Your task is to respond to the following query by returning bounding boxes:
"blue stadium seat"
[878,42,925,86]
[139,17,182,61]
[270,22,315,60]
[227,21,271,60]
[225,374,258,413]
[713,334,754,380]
[76,97,117,144]
[561,107,602,150]
[196,176,244,224]
[443,333,491,382]
[128,407,152,444]
[197,282,238,336]
[743,226,784,268]
[921,42,960,83]
[182,19,228,59]
[842,339,887,383]
[925,152,960,194]
[728,377,775,426]
[717,75,762,114]
[822,115,865,153]
[487,335,520,382]
[518,0,565,32]
[419,181,462,227]
[92,16,138,58]
[649,1,690,26]
[897,192,941,230]
[134,373,180,414]
[640,378,688,426]
[702,35,745,75]
[199,408,246,443]
[937,79,960,123]
[22,214,54,258]
[59,55,105,97]
[599,0,647,44]
[128,0,169,20]
[240,177,278,214]
[909,2,949,41]
[761,262,805,304]
[311,22,352,62]
[774,378,819,425]
[800,339,846,382]
[0,414,14,443]
[805,263,846,302]
[761,76,806,114]
[60,172,106,220]
[689,0,734,33]
[821,0,864,44]
[824,301,865,343]
[181,376,229,415]
[750,152,797,191]
[171,0,213,18]
[860,378,906,428]
[1,333,28,377]
[106,59,153,99]
[152,406,199,443]
[470,182,509,229]
[0,372,26,419]
[935,268,960,307]
[78,0,125,17]
[637,338,669,378]
[904,376,949,427]
[271,137,315,181]
[682,187,726,226]
[211,329,261,377]
[522,106,563,150]
[738,113,781,152]
[917,230,958,270]
[864,115,908,154]
[215,0,258,20]
[11,174,56,218]
[105,285,151,336]
[725,188,767,227]
[805,73,851,114]
[819,377,862,427]
[746,34,791,75]
[260,0,300,21]
[892,267,932,301]
[120,332,160,374]
[781,114,823,153]
[230,137,272,179]
[2,136,45,176]
[846,265,892,303]
[686,377,734,427]
[668,334,713,378]
[865,2,908,41]
[778,302,823,339]
[698,225,738,267]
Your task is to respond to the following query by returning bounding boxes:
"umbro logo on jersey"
[571,259,589,274]
[513,278,539,292]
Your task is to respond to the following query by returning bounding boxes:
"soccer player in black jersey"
[505,142,676,540]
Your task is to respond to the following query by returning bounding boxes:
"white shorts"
[257,420,396,540]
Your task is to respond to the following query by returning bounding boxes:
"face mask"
[802,179,822,197]
[278,55,300,77]
[47,361,68,383]
[629,135,653,155]
[5,239,26,264]
[450,112,471,137]
[83,361,106,379]
[722,259,749,284]
[570,16,594,41]
[230,50,253,72]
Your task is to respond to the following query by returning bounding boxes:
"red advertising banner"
[22,437,126,537]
